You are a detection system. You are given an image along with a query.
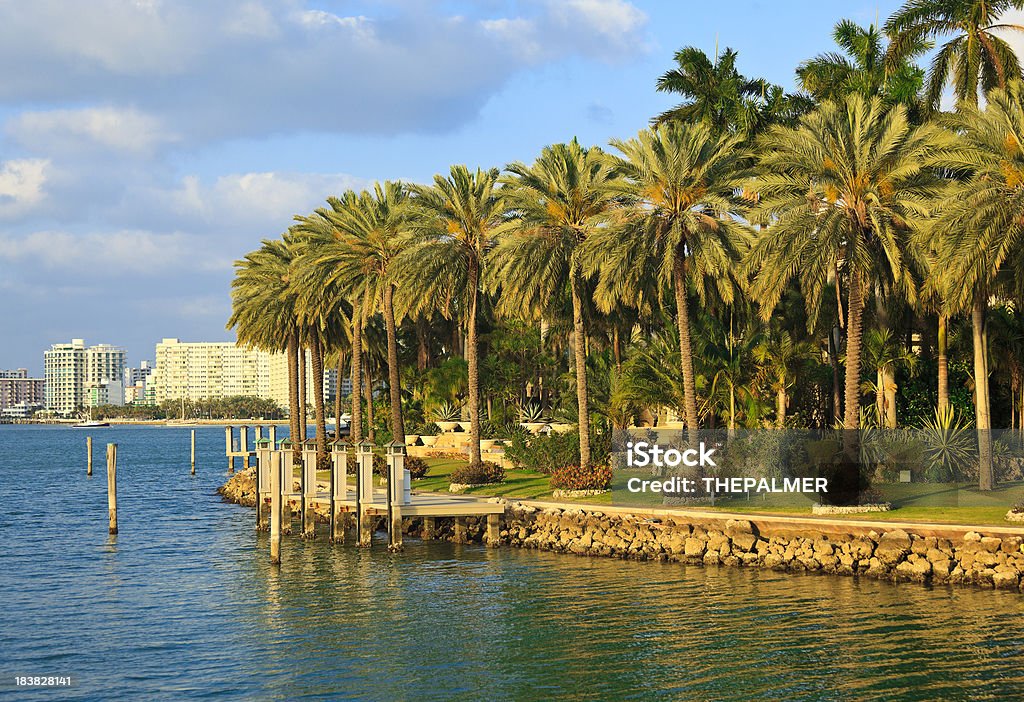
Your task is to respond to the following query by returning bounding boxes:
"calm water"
[1,425,1023,701]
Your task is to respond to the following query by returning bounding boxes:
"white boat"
[73,420,110,428]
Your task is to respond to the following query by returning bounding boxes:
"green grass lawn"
[311,456,1024,527]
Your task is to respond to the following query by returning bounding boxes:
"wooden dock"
[223,425,503,562]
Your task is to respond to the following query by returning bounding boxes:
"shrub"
[368,453,429,478]
[450,461,505,485]
[549,464,613,491]
[405,456,429,479]
[504,431,580,474]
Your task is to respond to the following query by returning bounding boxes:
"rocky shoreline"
[219,470,1024,592]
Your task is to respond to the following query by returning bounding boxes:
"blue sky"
[0,0,914,372]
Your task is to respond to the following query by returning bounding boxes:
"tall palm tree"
[588,122,752,441]
[492,140,626,467]
[798,19,926,107]
[655,46,803,133]
[747,95,955,448]
[408,166,510,465]
[227,238,302,460]
[296,182,412,445]
[933,82,1024,488]
[885,0,1024,109]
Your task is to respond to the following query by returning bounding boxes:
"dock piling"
[422,517,435,540]
[453,517,467,544]
[330,441,348,543]
[356,441,374,547]
[225,426,234,474]
[301,440,316,539]
[240,426,249,471]
[106,443,118,535]
[269,447,281,564]
[190,429,196,475]
[86,436,93,476]
[486,513,501,547]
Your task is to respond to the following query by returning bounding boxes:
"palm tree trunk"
[937,314,949,413]
[570,271,592,467]
[382,284,406,443]
[777,383,787,428]
[843,269,865,461]
[335,353,343,439]
[672,248,699,444]
[364,364,375,443]
[310,334,327,460]
[349,300,363,444]
[416,316,429,372]
[287,328,300,462]
[829,328,843,424]
[297,342,307,442]
[466,259,483,465]
[883,366,897,429]
[973,291,994,490]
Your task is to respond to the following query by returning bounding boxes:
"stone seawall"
[219,470,1024,592]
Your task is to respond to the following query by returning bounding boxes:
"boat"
[73,420,110,428]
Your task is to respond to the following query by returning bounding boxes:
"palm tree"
[588,122,752,441]
[655,45,807,133]
[296,182,413,445]
[492,140,626,467]
[797,19,926,108]
[227,238,302,460]
[747,95,955,448]
[933,82,1024,488]
[754,329,816,427]
[861,328,917,428]
[698,316,763,437]
[408,166,510,465]
[885,0,1024,109]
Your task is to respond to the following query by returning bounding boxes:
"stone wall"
[219,471,1024,592]
[406,502,1024,592]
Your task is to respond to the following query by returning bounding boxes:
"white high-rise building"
[148,339,342,412]
[44,339,127,414]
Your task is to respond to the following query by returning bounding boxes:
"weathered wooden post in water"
[190,429,196,475]
[255,438,272,530]
[86,436,93,476]
[106,443,118,534]
[330,440,348,543]
[269,442,281,564]
[386,441,406,552]
[240,426,250,471]
[225,426,234,473]
[356,441,374,547]
[300,438,317,539]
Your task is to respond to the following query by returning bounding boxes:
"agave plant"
[430,401,461,423]
[918,406,976,482]
[518,401,545,423]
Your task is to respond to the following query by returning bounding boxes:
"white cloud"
[7,107,177,155]
[0,229,195,271]
[132,170,371,232]
[0,159,49,218]
[0,1,648,141]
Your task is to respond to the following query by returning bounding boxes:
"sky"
[0,0,913,374]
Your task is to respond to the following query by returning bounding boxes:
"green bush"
[450,461,505,485]
[368,453,428,478]
[550,464,613,491]
[406,456,429,479]
[504,431,580,474]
